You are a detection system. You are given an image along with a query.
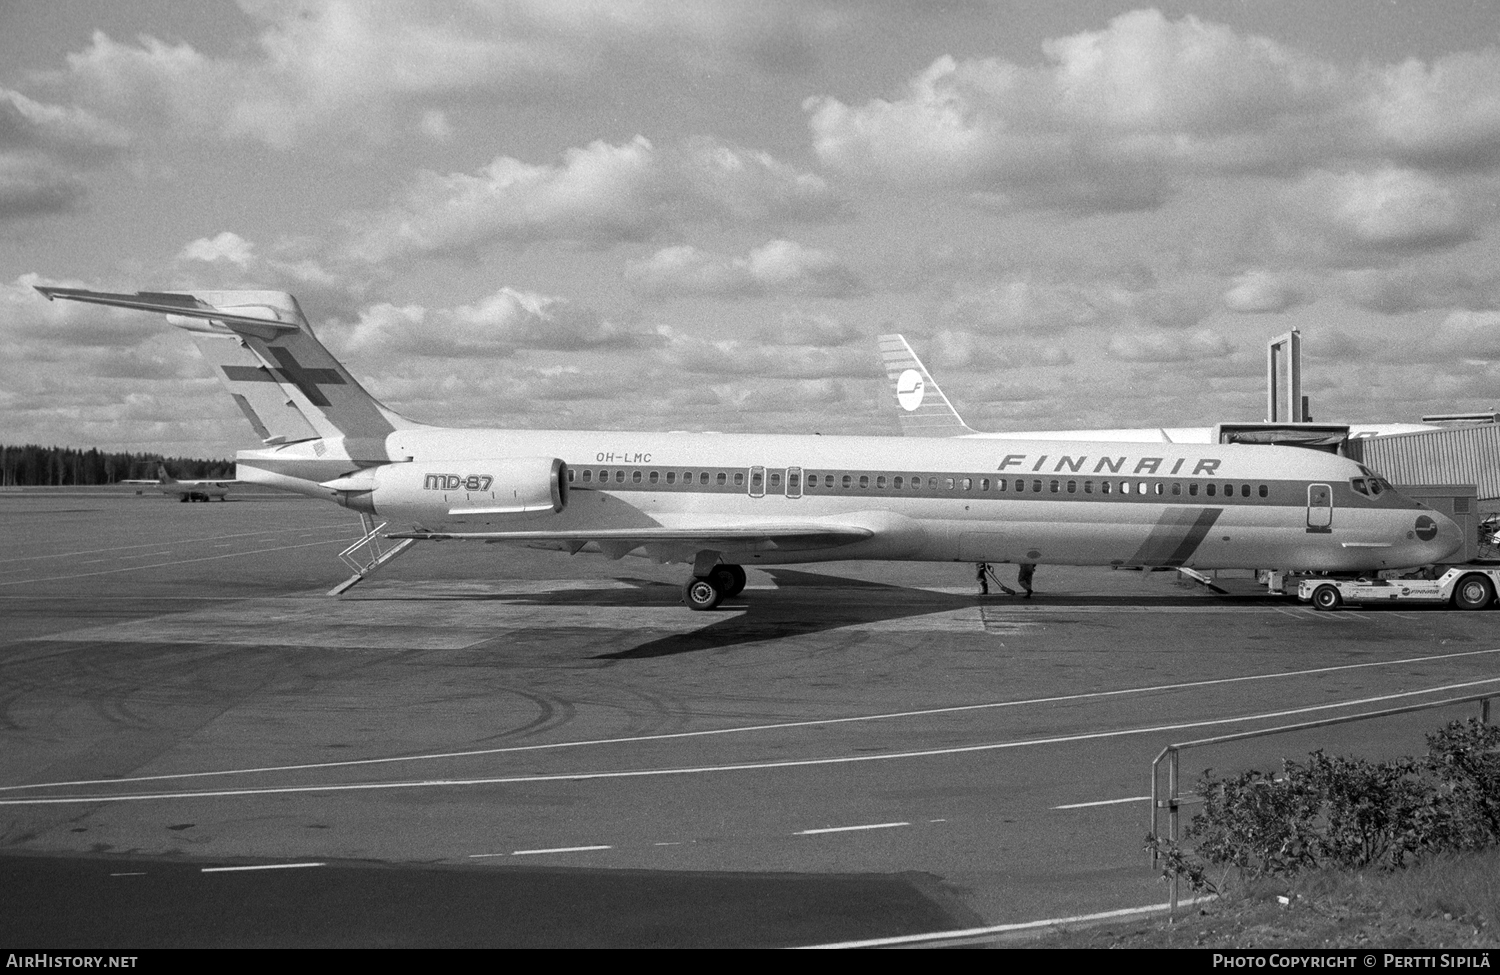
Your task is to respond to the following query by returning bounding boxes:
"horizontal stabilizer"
[35,287,298,341]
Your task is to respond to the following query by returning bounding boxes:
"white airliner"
[37,287,1462,609]
[124,464,234,502]
[877,334,1444,443]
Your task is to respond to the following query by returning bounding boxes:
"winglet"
[876,334,976,437]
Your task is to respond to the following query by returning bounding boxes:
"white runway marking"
[8,647,1496,794]
[508,845,612,856]
[200,862,325,873]
[0,523,353,565]
[5,677,1496,806]
[1053,796,1151,809]
[800,897,1217,948]
[0,538,353,588]
[798,822,909,835]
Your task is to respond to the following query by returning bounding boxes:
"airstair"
[329,513,417,595]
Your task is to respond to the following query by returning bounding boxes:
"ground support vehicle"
[1297,565,1500,611]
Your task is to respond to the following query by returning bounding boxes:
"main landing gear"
[682,563,747,611]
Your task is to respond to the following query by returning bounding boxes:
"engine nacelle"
[323,457,568,523]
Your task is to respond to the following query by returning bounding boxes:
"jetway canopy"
[1346,423,1500,506]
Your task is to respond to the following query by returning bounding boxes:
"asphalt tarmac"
[2,488,1498,948]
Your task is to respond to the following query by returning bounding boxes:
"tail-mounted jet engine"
[322,457,568,522]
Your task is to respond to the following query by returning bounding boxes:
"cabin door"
[1307,483,1333,532]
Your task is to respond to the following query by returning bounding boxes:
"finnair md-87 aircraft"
[38,287,1462,609]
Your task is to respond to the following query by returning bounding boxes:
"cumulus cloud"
[625,239,861,299]
[1337,266,1499,315]
[346,136,843,260]
[1107,329,1232,363]
[343,286,649,357]
[804,9,1500,214]
[941,270,1213,335]
[0,87,130,220]
[1276,166,1477,255]
[1223,270,1306,314]
[51,2,839,149]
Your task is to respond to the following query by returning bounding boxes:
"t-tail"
[876,334,975,437]
[34,286,426,493]
[156,464,177,485]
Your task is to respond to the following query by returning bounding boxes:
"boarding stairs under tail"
[330,513,417,595]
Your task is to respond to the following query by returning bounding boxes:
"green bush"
[1153,719,1500,893]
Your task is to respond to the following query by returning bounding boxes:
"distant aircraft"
[124,464,235,502]
[36,286,1463,609]
[876,334,1443,443]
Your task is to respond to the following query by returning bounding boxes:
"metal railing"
[1149,691,1495,918]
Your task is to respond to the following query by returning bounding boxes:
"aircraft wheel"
[179,495,189,503]
[709,564,747,599]
[1453,574,1493,611]
[683,577,724,611]
[1311,585,1342,611]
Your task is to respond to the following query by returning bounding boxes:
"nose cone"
[1412,509,1464,565]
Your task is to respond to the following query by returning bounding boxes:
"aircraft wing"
[387,524,873,552]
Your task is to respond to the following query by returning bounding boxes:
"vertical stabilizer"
[876,334,976,437]
[34,287,424,460]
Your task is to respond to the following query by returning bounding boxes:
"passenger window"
[842,474,853,488]
[1049,480,1059,493]
[980,478,990,491]
[1121,481,1131,494]
[1101,480,1111,494]
[1259,484,1268,498]
[770,472,782,489]
[648,470,658,484]
[876,475,886,488]
[1138,482,1148,494]
[998,478,1008,491]
[944,477,955,490]
[788,472,800,491]
[962,477,972,490]
[1241,484,1250,497]
[1067,480,1076,493]
[1171,483,1181,496]
[631,471,642,483]
[715,472,726,486]
[582,469,592,483]
[1083,480,1092,494]
[700,472,709,484]
[1032,480,1042,492]
[1189,482,1198,496]
[859,475,869,488]
[567,469,575,482]
[733,472,743,486]
[1206,483,1216,497]
[665,471,676,484]
[1155,483,1163,496]
[616,470,626,483]
[928,477,938,490]
[893,476,903,489]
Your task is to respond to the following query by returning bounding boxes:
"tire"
[1453,574,1493,611]
[708,564,747,599]
[1312,585,1342,611]
[683,577,723,611]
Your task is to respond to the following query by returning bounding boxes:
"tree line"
[0,444,234,486]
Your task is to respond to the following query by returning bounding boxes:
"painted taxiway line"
[200,862,326,873]
[0,538,354,588]
[797,822,910,835]
[1053,796,1151,809]
[8,647,1497,794]
[800,897,1218,948]
[1,521,354,565]
[5,676,1497,806]
[508,845,613,856]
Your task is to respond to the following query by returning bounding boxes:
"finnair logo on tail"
[896,369,925,412]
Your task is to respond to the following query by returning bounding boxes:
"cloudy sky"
[4,1,1500,457]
